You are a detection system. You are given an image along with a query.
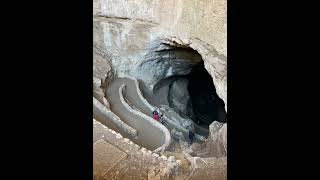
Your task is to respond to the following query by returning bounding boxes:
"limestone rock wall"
[168,78,194,117]
[191,121,227,158]
[94,0,226,55]
[93,0,227,111]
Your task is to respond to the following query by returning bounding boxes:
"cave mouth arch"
[139,42,227,135]
[185,61,227,125]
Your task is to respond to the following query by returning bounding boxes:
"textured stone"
[93,0,227,178]
[93,0,227,112]
[168,78,193,117]
[192,122,227,158]
[93,139,127,178]
[188,156,227,180]
[93,119,181,180]
[93,77,110,109]
[168,156,175,163]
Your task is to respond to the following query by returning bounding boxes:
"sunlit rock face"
[135,43,202,91]
[93,1,227,168]
[93,0,227,112]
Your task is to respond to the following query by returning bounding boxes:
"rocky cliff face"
[168,78,193,117]
[93,0,227,112]
[190,121,227,158]
[93,1,227,178]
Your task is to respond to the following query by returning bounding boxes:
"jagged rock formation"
[93,77,110,109]
[94,119,227,180]
[186,156,227,180]
[93,0,227,111]
[191,122,227,158]
[136,44,202,91]
[93,0,227,179]
[168,78,193,117]
[93,75,227,179]
[93,119,181,180]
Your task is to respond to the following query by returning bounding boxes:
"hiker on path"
[189,130,195,144]
[152,109,159,121]
[159,114,164,124]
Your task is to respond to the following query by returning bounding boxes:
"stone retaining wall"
[119,84,171,152]
[93,97,138,138]
[120,75,205,142]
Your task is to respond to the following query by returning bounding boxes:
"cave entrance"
[186,61,227,126]
[163,61,226,132]
[144,44,227,135]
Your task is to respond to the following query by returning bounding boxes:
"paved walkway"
[98,76,227,180]
[106,77,169,151]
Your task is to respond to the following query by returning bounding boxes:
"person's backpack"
[153,114,159,121]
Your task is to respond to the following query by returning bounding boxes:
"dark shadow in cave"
[139,43,226,135]
[152,60,227,131]
[185,61,227,129]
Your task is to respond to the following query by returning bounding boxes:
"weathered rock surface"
[192,121,227,158]
[93,0,227,178]
[93,0,227,112]
[168,78,194,117]
[160,105,194,131]
[187,156,227,180]
[93,30,113,81]
[93,77,110,109]
[207,122,227,157]
[136,44,202,90]
[93,119,180,180]
[94,119,227,180]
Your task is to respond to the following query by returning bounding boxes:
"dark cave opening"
[164,61,227,130]
[140,43,226,135]
[185,61,227,128]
